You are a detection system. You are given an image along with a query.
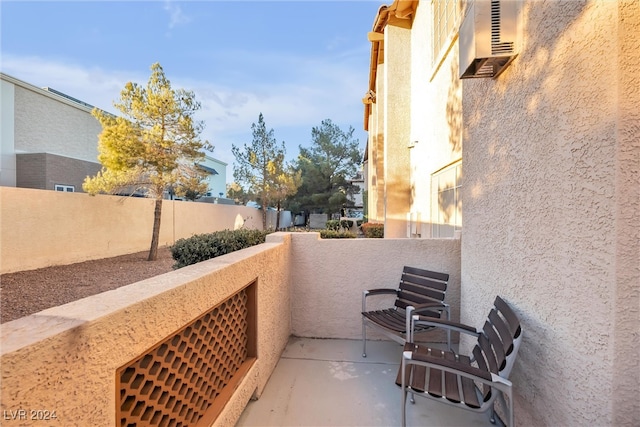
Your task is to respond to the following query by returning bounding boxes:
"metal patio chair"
[361,266,450,357]
[399,296,523,426]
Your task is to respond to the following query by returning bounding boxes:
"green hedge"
[170,229,272,269]
[325,220,340,231]
[319,230,356,239]
[361,222,384,238]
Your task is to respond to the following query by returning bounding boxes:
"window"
[432,0,460,67]
[54,184,75,192]
[431,161,462,238]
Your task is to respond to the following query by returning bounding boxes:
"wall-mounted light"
[362,90,376,105]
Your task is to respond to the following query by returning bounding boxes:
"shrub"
[319,230,356,239]
[325,219,340,231]
[361,222,384,238]
[171,229,272,269]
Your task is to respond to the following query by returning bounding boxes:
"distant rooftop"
[43,87,95,109]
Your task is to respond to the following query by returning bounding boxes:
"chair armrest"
[363,288,399,297]
[411,315,480,337]
[413,302,449,317]
[362,288,398,313]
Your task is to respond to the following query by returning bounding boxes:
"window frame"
[54,184,75,192]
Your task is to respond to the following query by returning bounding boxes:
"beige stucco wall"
[409,3,463,238]
[1,232,463,425]
[1,233,292,427]
[460,1,639,425]
[366,62,386,224]
[383,25,412,238]
[290,232,461,340]
[0,187,264,274]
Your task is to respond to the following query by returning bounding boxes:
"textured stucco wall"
[0,187,264,273]
[13,84,101,163]
[290,232,461,340]
[383,25,412,238]
[0,233,292,427]
[409,2,463,237]
[612,1,640,425]
[461,1,638,425]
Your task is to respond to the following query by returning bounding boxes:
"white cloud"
[163,1,191,30]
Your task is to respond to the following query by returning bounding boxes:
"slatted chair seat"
[399,296,523,427]
[361,266,449,357]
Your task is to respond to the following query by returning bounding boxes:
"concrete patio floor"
[237,337,497,427]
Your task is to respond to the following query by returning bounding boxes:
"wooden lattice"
[117,284,256,427]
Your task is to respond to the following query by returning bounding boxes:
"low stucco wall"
[0,187,265,274]
[0,233,292,426]
[290,233,461,340]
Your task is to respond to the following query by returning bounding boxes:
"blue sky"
[1,0,384,182]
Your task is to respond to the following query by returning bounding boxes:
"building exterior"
[1,73,102,192]
[0,73,225,197]
[198,155,227,199]
[363,1,638,425]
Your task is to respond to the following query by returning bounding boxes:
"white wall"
[0,78,16,186]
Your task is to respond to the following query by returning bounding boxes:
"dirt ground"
[0,247,175,323]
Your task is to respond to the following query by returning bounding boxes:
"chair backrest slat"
[472,345,493,401]
[402,266,449,282]
[483,319,506,371]
[394,267,449,309]
[477,332,499,374]
[400,274,448,292]
[494,296,521,338]
[470,296,523,388]
[397,286,445,302]
[489,309,514,356]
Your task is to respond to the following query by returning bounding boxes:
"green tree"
[226,182,251,205]
[271,163,302,229]
[84,63,212,261]
[232,113,298,229]
[288,119,362,216]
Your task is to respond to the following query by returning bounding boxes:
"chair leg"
[362,319,367,357]
[401,357,407,427]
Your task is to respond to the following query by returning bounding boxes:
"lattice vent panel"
[117,289,249,427]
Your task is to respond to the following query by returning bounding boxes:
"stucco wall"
[460,1,638,425]
[612,1,640,425]
[0,187,264,274]
[290,232,461,340]
[0,233,292,427]
[383,25,412,238]
[409,3,463,237]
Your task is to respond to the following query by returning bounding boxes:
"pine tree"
[232,113,299,229]
[84,63,212,260]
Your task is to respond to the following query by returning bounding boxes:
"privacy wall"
[0,187,265,274]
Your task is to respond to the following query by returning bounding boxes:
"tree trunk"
[148,197,163,261]
[276,200,281,231]
[262,206,267,230]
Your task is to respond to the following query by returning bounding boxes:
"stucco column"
[383,25,412,238]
